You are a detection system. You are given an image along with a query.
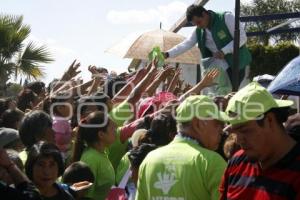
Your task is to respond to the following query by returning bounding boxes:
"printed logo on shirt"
[217,30,227,40]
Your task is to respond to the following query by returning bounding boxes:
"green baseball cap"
[176,95,228,122]
[225,82,293,127]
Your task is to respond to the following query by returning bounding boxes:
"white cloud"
[106,1,188,28]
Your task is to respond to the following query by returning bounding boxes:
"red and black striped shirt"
[219,143,300,200]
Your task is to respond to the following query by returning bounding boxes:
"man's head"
[225,82,293,161]
[186,4,210,28]
[176,95,227,150]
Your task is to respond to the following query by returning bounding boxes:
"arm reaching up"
[179,68,219,101]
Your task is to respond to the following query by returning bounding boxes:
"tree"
[241,0,300,45]
[0,14,54,96]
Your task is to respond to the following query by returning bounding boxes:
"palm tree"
[0,14,54,96]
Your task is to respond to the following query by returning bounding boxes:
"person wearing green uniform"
[135,95,227,200]
[164,4,252,91]
[72,111,117,200]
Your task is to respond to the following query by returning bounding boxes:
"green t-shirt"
[135,135,227,200]
[108,101,133,170]
[115,152,131,184]
[19,150,28,166]
[80,147,115,200]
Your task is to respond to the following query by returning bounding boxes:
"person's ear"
[265,112,276,130]
[97,131,105,140]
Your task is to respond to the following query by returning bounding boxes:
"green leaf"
[148,46,165,68]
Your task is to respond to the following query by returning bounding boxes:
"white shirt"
[167,12,247,57]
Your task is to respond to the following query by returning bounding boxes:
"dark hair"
[48,92,72,116]
[62,161,95,184]
[25,141,64,180]
[141,114,177,146]
[17,89,38,112]
[135,115,153,130]
[26,81,45,96]
[77,92,110,116]
[0,109,24,129]
[186,4,208,22]
[19,110,53,149]
[256,107,290,128]
[72,111,110,162]
[128,143,157,169]
[0,98,14,117]
[104,77,126,99]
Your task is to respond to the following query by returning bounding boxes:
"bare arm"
[179,69,219,101]
[112,63,152,104]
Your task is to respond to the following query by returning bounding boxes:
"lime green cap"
[225,82,293,126]
[176,95,228,122]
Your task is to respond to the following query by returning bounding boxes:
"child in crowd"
[63,161,95,200]
[25,141,74,200]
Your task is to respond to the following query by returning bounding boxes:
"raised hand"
[65,60,81,80]
[200,68,219,88]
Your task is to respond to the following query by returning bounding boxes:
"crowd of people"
[0,58,300,200]
[1,3,300,200]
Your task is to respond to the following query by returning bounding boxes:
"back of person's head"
[72,111,110,162]
[17,89,38,112]
[0,98,15,117]
[141,114,177,146]
[6,149,24,171]
[0,128,23,152]
[0,108,24,129]
[47,79,59,94]
[62,161,95,184]
[129,143,157,169]
[77,92,110,117]
[223,134,241,159]
[186,4,208,22]
[26,81,46,96]
[25,141,64,180]
[104,76,126,99]
[19,110,53,149]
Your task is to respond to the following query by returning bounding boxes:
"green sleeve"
[109,101,134,127]
[108,128,128,170]
[135,161,147,200]
[205,153,227,200]
[115,152,130,184]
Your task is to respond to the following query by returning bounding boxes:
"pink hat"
[137,92,177,118]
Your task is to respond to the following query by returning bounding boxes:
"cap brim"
[275,99,294,108]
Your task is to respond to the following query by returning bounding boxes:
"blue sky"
[1,0,252,84]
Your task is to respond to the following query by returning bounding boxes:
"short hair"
[19,110,53,149]
[17,89,38,112]
[186,4,208,22]
[148,114,177,146]
[62,161,95,184]
[25,141,64,180]
[128,143,157,169]
[1,109,24,129]
[26,81,46,96]
[104,76,126,99]
[256,107,290,128]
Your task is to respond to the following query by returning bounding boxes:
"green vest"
[196,11,252,70]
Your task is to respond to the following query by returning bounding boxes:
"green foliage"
[148,46,165,68]
[0,14,53,82]
[248,42,299,79]
[241,0,300,45]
